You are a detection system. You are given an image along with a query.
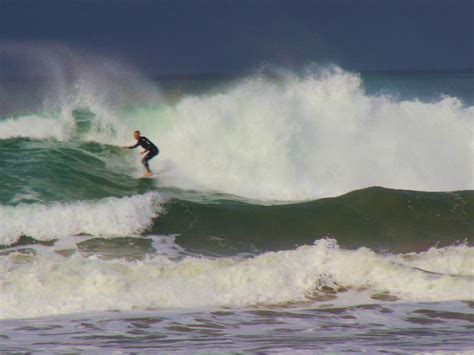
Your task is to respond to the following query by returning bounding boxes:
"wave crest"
[0,193,163,245]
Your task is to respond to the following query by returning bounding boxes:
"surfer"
[123,130,159,177]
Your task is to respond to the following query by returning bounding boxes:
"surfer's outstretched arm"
[123,142,139,149]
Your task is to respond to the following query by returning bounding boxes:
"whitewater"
[1,238,473,320]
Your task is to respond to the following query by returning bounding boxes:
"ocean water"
[0,55,473,353]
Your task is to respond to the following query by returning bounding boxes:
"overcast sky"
[0,0,472,74]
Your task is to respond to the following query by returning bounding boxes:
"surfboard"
[139,174,157,179]
[138,167,169,179]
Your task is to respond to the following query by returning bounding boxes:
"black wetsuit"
[128,136,159,172]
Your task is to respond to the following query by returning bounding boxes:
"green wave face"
[154,188,474,254]
[0,137,154,204]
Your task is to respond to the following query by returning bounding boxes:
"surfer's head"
[133,130,140,140]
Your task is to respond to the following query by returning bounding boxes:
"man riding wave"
[123,130,159,177]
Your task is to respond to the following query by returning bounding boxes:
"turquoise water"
[0,65,473,352]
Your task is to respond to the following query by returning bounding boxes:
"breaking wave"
[1,67,472,201]
[1,239,472,320]
[0,193,163,245]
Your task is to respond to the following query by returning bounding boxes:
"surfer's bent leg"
[142,149,159,173]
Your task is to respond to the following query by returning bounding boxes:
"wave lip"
[0,192,163,245]
[0,115,73,141]
[1,239,472,320]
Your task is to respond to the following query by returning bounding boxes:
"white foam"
[0,115,73,140]
[1,239,472,320]
[151,68,474,200]
[0,193,163,245]
[396,244,474,276]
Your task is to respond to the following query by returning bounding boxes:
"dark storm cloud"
[0,0,472,74]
